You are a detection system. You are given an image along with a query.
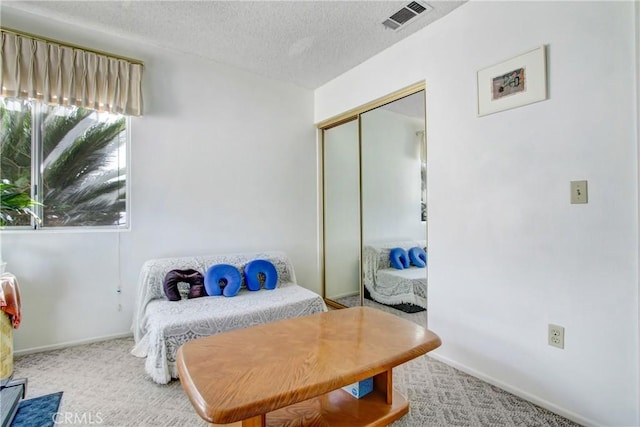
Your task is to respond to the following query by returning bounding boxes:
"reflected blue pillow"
[244,259,279,291]
[408,247,427,268]
[204,264,242,297]
[389,248,409,270]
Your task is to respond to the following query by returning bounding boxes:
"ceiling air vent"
[382,1,433,32]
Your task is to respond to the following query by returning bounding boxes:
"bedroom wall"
[2,7,319,352]
[315,1,638,426]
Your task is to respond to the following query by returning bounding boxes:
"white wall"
[316,2,638,426]
[2,8,319,352]
[362,109,424,243]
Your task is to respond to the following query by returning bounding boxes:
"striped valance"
[1,29,143,116]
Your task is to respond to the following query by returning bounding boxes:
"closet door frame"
[318,81,426,309]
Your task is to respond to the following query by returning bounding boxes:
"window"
[0,97,128,228]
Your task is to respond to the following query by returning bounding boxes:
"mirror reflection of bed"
[322,87,427,326]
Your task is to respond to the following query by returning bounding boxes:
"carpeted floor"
[13,334,581,427]
[362,287,426,314]
[333,294,428,327]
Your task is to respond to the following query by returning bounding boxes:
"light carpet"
[333,294,428,327]
[13,334,580,427]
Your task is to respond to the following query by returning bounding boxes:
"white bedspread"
[375,268,427,308]
[377,267,427,283]
[131,251,327,384]
[363,242,427,309]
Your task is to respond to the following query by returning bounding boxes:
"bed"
[131,251,327,384]
[362,241,427,309]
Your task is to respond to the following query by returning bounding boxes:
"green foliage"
[1,100,127,227]
[42,109,126,226]
[0,101,31,189]
[42,108,92,159]
[0,180,41,227]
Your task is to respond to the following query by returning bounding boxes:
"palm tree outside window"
[0,97,128,228]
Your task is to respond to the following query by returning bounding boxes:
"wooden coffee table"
[177,306,441,427]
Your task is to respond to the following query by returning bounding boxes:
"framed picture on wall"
[477,45,548,117]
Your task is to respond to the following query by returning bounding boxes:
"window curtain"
[1,30,143,116]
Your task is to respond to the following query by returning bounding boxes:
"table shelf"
[212,387,408,427]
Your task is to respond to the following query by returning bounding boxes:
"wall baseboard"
[428,352,598,427]
[329,291,360,299]
[14,332,133,356]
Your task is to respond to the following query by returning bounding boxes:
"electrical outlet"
[548,324,564,349]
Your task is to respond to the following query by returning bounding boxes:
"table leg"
[373,369,393,405]
[241,414,266,427]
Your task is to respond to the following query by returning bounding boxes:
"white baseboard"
[428,352,598,427]
[14,332,133,356]
[329,291,360,299]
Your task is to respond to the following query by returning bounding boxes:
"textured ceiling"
[2,1,466,89]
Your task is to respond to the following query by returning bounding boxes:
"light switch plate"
[570,180,588,204]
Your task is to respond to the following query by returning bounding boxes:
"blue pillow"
[204,264,242,297]
[389,248,409,270]
[244,259,279,291]
[408,247,427,268]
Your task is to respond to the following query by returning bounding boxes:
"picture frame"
[477,45,547,117]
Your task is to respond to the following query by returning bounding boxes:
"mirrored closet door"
[322,119,362,307]
[321,84,427,324]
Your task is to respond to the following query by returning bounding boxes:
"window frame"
[1,97,131,232]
